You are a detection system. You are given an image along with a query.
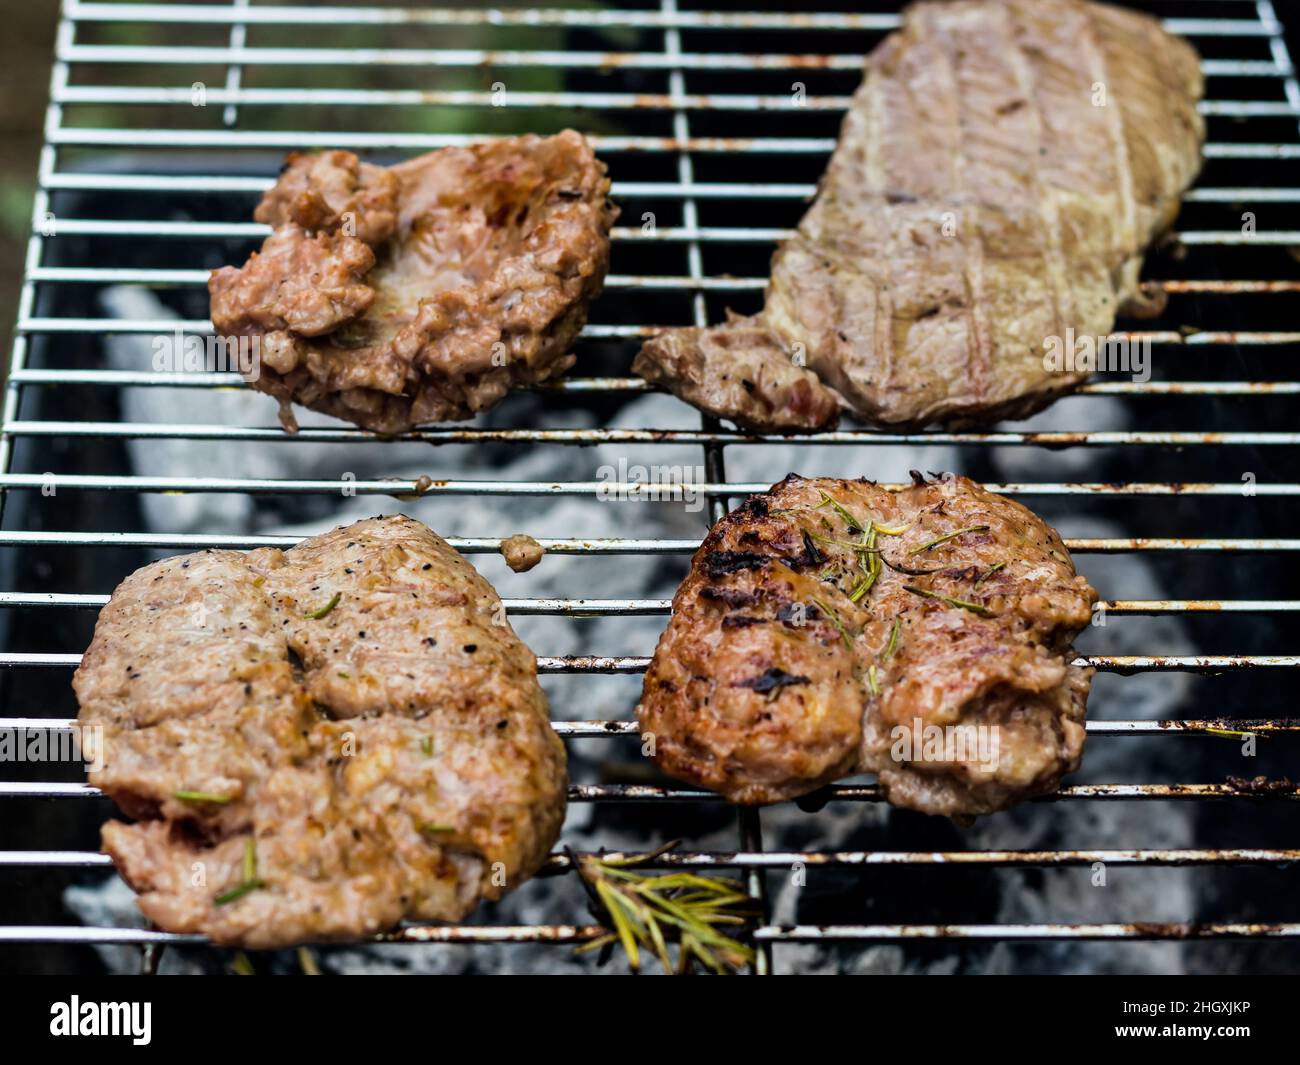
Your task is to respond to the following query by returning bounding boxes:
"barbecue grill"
[2,0,1299,976]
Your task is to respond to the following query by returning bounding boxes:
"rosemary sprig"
[848,524,879,603]
[873,520,913,536]
[304,592,341,619]
[904,585,992,615]
[883,618,902,660]
[174,789,231,805]
[242,835,257,883]
[807,532,876,552]
[816,491,865,533]
[868,553,941,579]
[214,880,263,907]
[811,596,856,649]
[903,585,995,617]
[908,525,990,556]
[1205,727,1260,740]
[572,843,758,975]
[214,837,265,907]
[974,561,1006,587]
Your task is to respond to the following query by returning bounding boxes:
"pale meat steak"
[75,515,567,948]
[210,132,617,434]
[637,475,1097,818]
[634,0,1204,431]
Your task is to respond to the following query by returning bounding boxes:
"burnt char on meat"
[637,476,1097,818]
[210,132,617,435]
[74,516,567,948]
[634,0,1204,432]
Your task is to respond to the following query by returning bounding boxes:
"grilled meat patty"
[75,516,567,948]
[637,475,1097,818]
[635,0,1204,431]
[210,132,617,435]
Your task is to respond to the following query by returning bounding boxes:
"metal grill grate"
[3,0,1300,973]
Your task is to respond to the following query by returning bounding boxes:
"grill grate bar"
[51,43,1291,79]
[2,592,1296,615]
[4,781,1298,802]
[34,174,1300,202]
[60,2,1276,36]
[0,531,1293,553]
[3,475,1296,497]
[3,921,1297,946]
[51,86,1299,118]
[42,129,1300,156]
[4,717,1295,737]
[20,319,1300,347]
[11,369,1300,400]
[3,653,1297,672]
[3,848,1298,871]
[38,219,1300,248]
[8,421,1300,447]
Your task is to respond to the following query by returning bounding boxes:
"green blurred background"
[0,3,57,378]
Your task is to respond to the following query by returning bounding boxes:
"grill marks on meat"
[210,133,617,435]
[634,0,1204,431]
[74,516,567,948]
[637,476,1097,817]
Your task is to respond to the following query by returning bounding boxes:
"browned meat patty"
[210,132,618,434]
[637,475,1097,818]
[635,0,1204,432]
[74,516,567,948]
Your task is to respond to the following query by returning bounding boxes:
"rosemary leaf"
[596,880,642,971]
[173,790,231,805]
[908,525,990,556]
[903,585,995,617]
[214,879,265,907]
[866,664,880,696]
[816,491,865,533]
[872,520,913,537]
[811,596,855,650]
[242,837,257,884]
[573,933,618,957]
[575,845,757,975]
[848,525,880,603]
[1205,727,1258,740]
[806,532,872,551]
[884,619,902,660]
[421,823,455,835]
[304,591,341,619]
[974,561,1006,587]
